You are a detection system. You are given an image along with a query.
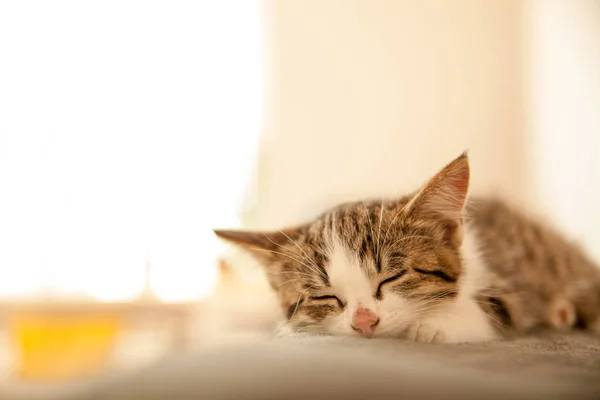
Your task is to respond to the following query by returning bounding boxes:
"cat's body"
[216,154,600,343]
[470,199,600,335]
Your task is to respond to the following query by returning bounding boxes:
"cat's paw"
[274,322,296,338]
[406,324,448,343]
[276,331,337,342]
[274,323,332,340]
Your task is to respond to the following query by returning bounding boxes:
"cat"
[214,153,600,343]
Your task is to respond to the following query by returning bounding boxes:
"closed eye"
[310,295,345,308]
[413,267,456,282]
[375,270,407,299]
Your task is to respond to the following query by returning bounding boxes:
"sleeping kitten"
[215,153,600,343]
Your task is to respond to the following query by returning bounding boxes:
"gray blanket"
[50,333,600,399]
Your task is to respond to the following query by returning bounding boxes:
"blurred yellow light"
[10,314,119,381]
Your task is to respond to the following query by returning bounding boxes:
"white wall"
[526,0,600,261]
[255,0,525,229]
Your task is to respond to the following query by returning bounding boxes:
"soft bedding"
[51,333,600,400]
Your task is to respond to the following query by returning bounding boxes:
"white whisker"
[251,247,325,279]
[261,232,314,267]
[387,235,436,249]
[278,230,321,272]
[277,278,311,288]
[290,285,316,320]
[376,199,384,262]
[267,271,318,279]
[382,198,412,246]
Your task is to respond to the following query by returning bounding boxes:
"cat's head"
[215,153,470,338]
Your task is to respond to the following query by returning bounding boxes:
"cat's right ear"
[402,152,470,246]
[404,151,470,222]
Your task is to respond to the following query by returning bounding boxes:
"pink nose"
[351,307,380,337]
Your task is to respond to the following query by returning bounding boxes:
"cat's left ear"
[405,152,470,240]
[213,227,304,264]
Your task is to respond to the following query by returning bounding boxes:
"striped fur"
[215,153,600,342]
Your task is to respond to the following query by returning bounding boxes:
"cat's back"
[467,197,600,332]
[468,197,597,278]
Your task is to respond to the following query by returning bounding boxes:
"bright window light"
[0,1,262,302]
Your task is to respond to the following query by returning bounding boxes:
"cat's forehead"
[330,198,411,222]
[307,197,414,243]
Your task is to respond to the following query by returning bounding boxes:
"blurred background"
[0,0,599,396]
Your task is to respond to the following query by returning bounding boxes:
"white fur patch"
[325,235,377,333]
[319,226,496,342]
[420,225,497,343]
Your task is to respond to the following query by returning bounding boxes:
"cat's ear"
[213,227,303,259]
[405,152,470,237]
